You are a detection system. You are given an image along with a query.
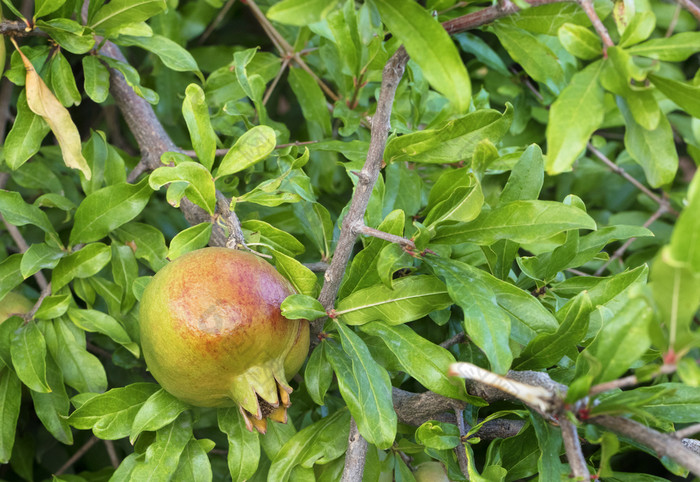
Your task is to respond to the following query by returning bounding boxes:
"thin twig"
[440,332,466,349]
[246,0,340,102]
[591,415,700,477]
[355,224,416,250]
[181,140,319,159]
[263,57,290,105]
[665,3,682,37]
[676,0,700,21]
[676,423,700,440]
[593,204,668,276]
[304,261,330,272]
[589,364,677,396]
[198,0,237,45]
[587,143,678,216]
[340,418,368,482]
[216,191,246,249]
[577,0,614,50]
[560,417,590,480]
[454,409,470,479]
[23,282,52,322]
[104,440,120,468]
[55,436,100,475]
[1,214,50,290]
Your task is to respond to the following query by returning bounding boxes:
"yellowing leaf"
[15,44,91,179]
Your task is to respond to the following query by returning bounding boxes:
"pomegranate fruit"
[139,247,309,433]
[0,292,32,321]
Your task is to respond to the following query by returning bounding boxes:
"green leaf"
[0,367,21,463]
[618,98,678,188]
[113,222,168,271]
[67,383,159,439]
[433,200,596,246]
[376,243,414,289]
[34,0,66,18]
[268,409,350,481]
[3,92,49,170]
[545,60,605,174]
[116,35,201,75]
[182,83,217,171]
[216,126,277,179]
[424,173,483,228]
[648,73,700,119]
[627,31,700,60]
[427,256,512,374]
[328,324,396,449]
[385,105,512,164]
[612,383,700,423]
[168,223,213,260]
[34,294,71,320]
[172,438,213,482]
[99,55,158,103]
[131,412,193,480]
[575,297,652,384]
[619,11,655,47]
[44,318,108,393]
[36,18,95,54]
[272,251,319,297]
[415,421,461,450]
[266,0,338,26]
[287,67,332,138]
[0,189,61,246]
[514,291,593,369]
[20,243,64,279]
[49,51,81,107]
[650,247,700,352]
[67,308,138,357]
[70,178,153,245]
[29,353,73,444]
[11,322,50,393]
[82,55,110,103]
[0,255,23,302]
[130,389,190,443]
[493,23,565,92]
[150,161,216,214]
[336,276,452,326]
[217,407,260,481]
[52,243,112,291]
[281,294,326,321]
[500,144,545,204]
[90,0,167,33]
[557,23,602,60]
[241,220,305,257]
[669,173,700,273]
[304,341,333,406]
[361,322,478,403]
[370,0,471,111]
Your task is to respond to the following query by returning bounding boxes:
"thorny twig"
[588,364,677,396]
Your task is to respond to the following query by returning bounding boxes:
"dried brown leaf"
[15,45,91,179]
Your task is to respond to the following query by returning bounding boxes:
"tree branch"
[55,436,100,475]
[313,47,409,336]
[340,418,368,482]
[591,415,700,478]
[560,416,590,480]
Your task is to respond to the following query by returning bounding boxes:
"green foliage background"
[0,0,699,480]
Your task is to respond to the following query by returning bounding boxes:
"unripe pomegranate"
[0,292,33,321]
[139,247,309,433]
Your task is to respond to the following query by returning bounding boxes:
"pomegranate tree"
[139,247,309,433]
